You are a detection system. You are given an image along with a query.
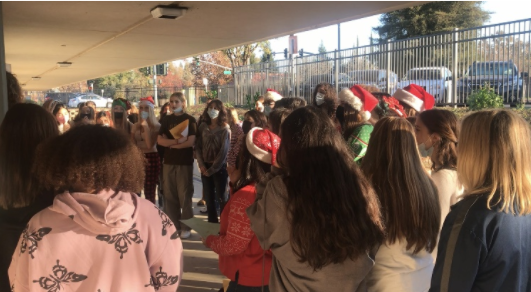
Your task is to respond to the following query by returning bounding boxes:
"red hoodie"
[206,184,272,287]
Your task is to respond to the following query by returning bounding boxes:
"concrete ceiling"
[3,1,426,91]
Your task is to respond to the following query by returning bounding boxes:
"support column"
[0,3,8,124]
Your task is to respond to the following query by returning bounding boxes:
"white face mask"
[208,109,220,119]
[140,111,149,120]
[173,106,183,113]
[418,136,434,158]
[103,124,110,127]
[264,105,272,117]
[315,93,325,106]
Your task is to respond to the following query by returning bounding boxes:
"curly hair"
[278,106,385,270]
[418,109,459,172]
[274,97,307,110]
[244,110,268,129]
[268,108,291,135]
[6,72,23,109]
[33,125,145,194]
[203,99,227,127]
[312,83,338,119]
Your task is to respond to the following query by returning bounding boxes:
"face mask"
[315,93,325,106]
[58,124,64,133]
[173,106,183,114]
[208,109,220,119]
[418,137,434,158]
[103,124,110,127]
[242,120,253,134]
[264,106,272,117]
[114,112,123,119]
[80,113,91,120]
[141,111,149,120]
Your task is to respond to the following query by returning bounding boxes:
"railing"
[234,18,531,106]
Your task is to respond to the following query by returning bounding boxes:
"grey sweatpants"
[163,164,194,231]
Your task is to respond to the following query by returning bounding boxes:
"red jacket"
[206,184,272,286]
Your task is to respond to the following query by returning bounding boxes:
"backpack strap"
[440,195,481,292]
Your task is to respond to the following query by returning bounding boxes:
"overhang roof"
[4,1,426,90]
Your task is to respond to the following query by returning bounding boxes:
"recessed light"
[32,76,41,80]
[57,61,72,67]
[150,5,187,19]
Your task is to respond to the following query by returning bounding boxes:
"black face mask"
[114,112,124,119]
[242,120,253,134]
[80,113,92,120]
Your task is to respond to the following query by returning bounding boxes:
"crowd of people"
[1,70,531,292]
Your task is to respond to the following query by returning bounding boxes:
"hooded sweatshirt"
[8,190,183,292]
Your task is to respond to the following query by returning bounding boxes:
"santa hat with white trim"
[246,127,281,165]
[338,85,379,121]
[264,88,283,103]
[393,84,435,112]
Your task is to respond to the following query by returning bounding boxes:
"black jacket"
[430,194,531,292]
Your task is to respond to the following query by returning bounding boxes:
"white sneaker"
[181,230,191,239]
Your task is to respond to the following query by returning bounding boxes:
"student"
[195,99,231,223]
[370,92,408,124]
[156,101,171,207]
[157,92,197,239]
[273,97,307,110]
[268,108,291,136]
[312,83,339,128]
[112,98,133,135]
[415,109,462,228]
[128,103,140,124]
[0,104,60,292]
[361,117,440,292]
[226,107,244,176]
[393,84,435,117]
[73,105,95,127]
[85,100,97,113]
[263,89,283,117]
[337,85,379,164]
[204,128,278,292]
[247,106,385,292]
[430,110,531,292]
[255,96,265,112]
[96,110,114,127]
[132,96,161,204]
[8,125,183,292]
[6,71,23,109]
[241,110,268,135]
[52,102,71,134]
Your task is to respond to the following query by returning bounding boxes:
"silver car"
[68,94,113,108]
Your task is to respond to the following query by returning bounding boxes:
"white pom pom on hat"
[338,85,379,122]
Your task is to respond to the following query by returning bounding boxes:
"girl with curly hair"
[9,125,183,292]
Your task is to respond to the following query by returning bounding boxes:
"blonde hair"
[458,109,531,215]
[226,107,239,127]
[170,92,187,112]
[138,100,159,126]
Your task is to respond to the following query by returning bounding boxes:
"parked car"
[68,94,113,108]
[457,61,528,104]
[45,92,82,105]
[400,67,453,103]
[348,69,399,93]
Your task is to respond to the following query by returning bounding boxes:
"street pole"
[153,65,158,106]
[338,23,341,51]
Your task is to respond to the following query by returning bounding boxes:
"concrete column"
[0,3,8,124]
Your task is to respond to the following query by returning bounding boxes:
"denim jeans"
[201,163,228,223]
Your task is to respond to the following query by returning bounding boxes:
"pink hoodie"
[8,190,183,292]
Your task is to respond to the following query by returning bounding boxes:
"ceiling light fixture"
[57,61,72,67]
[32,76,41,80]
[150,5,187,19]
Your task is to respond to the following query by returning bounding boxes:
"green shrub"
[246,92,261,111]
[467,83,504,111]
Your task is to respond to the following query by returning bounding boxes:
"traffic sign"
[223,70,232,75]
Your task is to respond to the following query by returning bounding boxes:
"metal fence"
[234,18,531,106]
[113,86,209,107]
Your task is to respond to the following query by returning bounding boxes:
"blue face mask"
[418,137,434,158]
[173,106,183,114]
[140,111,149,120]
[208,109,220,119]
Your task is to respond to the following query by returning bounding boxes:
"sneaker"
[197,199,206,206]
[181,230,191,239]
[199,206,208,213]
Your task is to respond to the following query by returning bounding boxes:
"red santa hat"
[140,96,155,108]
[338,85,379,121]
[264,88,283,103]
[246,127,281,165]
[393,84,435,112]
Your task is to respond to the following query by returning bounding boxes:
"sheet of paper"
[180,217,219,238]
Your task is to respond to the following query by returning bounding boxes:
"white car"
[68,94,114,108]
[400,67,453,103]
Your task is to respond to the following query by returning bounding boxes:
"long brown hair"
[337,103,365,140]
[418,109,459,172]
[361,117,440,253]
[0,103,60,208]
[204,99,227,127]
[278,106,385,270]
[312,82,338,119]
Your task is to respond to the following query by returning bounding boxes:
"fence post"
[452,27,459,107]
[387,40,391,94]
[334,50,339,94]
[234,71,239,105]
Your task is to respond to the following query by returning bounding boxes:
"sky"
[265,1,531,60]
